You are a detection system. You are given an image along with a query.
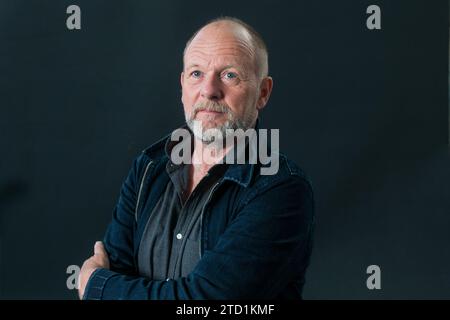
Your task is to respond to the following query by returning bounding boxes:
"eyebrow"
[222,64,238,70]
[185,64,200,70]
[185,63,240,71]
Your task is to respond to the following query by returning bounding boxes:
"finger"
[94,241,105,256]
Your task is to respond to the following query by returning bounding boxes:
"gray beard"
[186,118,248,145]
[184,101,257,144]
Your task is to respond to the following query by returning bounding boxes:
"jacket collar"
[221,118,261,188]
[143,119,262,189]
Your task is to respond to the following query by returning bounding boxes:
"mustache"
[192,101,231,116]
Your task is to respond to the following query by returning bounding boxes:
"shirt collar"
[162,119,261,188]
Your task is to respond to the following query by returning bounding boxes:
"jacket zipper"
[199,181,220,258]
[135,160,153,222]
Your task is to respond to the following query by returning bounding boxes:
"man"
[78,17,314,300]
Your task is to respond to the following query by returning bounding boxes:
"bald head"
[183,17,269,79]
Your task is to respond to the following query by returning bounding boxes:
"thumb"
[94,241,105,256]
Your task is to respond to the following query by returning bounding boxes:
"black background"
[0,0,449,299]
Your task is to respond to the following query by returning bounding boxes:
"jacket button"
[176,233,183,240]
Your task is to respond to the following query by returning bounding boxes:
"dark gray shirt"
[137,145,226,281]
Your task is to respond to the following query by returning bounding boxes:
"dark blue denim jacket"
[83,129,315,300]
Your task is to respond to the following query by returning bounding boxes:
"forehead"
[184,24,256,68]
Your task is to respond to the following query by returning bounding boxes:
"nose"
[200,73,224,101]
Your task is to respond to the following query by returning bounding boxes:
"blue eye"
[224,72,237,79]
[191,70,202,78]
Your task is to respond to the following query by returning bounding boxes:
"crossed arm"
[78,158,314,300]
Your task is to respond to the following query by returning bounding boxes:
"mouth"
[196,110,224,116]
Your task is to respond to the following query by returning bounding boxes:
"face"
[181,22,272,143]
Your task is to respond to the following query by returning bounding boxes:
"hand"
[78,241,110,300]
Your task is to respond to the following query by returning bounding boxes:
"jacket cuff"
[83,268,117,300]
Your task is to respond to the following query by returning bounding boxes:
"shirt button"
[176,233,183,240]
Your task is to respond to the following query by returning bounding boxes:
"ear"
[180,72,185,88]
[180,72,186,105]
[256,76,273,111]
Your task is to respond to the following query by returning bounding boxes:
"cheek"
[181,90,191,116]
[227,88,257,111]
[182,86,201,118]
[182,84,199,105]
[181,89,192,110]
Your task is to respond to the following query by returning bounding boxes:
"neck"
[191,137,232,173]
[184,137,231,196]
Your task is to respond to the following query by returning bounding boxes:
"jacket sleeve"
[83,174,314,300]
[100,153,149,276]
